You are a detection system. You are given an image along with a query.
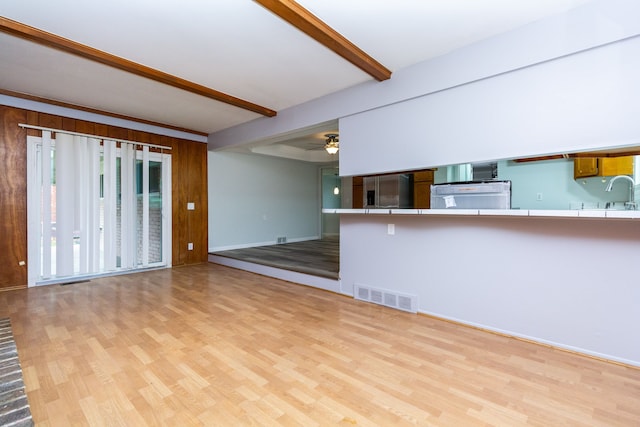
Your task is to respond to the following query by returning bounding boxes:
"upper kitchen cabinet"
[413,170,434,209]
[574,156,633,179]
[352,176,364,209]
[573,157,598,179]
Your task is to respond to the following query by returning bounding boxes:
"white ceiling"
[1,0,592,156]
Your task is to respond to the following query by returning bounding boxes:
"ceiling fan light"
[325,142,339,154]
[324,133,339,154]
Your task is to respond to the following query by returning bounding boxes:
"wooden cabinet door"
[414,181,431,208]
[413,169,434,208]
[574,157,633,179]
[413,170,434,182]
[600,157,633,176]
[574,158,598,178]
[352,176,363,208]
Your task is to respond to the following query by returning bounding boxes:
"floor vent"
[276,237,287,244]
[59,279,90,286]
[354,284,418,313]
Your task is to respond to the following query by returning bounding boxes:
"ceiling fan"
[324,133,339,154]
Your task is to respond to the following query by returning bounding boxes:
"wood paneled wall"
[0,106,28,291]
[0,105,208,290]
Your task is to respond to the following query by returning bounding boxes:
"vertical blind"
[26,127,171,284]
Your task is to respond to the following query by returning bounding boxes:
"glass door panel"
[28,133,171,285]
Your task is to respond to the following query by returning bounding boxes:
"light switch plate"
[387,224,395,235]
[187,202,195,210]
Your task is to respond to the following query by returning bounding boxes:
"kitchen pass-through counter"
[323,208,640,220]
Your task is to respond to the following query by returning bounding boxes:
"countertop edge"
[322,208,640,220]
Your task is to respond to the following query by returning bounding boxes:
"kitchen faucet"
[605,175,636,210]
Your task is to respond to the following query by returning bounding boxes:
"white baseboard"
[322,232,340,237]
[418,309,640,368]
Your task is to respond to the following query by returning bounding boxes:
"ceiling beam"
[0,16,277,117]
[0,88,209,136]
[255,0,392,81]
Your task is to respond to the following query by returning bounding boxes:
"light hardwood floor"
[1,263,638,426]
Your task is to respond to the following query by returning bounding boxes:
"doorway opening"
[321,166,341,238]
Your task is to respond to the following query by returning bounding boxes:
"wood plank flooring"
[0,263,639,426]
[211,237,339,279]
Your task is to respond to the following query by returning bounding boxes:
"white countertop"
[322,208,640,220]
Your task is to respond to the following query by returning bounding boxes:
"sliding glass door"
[27,131,172,285]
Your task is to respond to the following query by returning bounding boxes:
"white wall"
[208,151,320,251]
[340,34,640,176]
[340,214,640,366]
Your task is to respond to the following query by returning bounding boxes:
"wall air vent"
[354,284,418,313]
[398,295,413,312]
[357,287,369,300]
[371,290,383,304]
